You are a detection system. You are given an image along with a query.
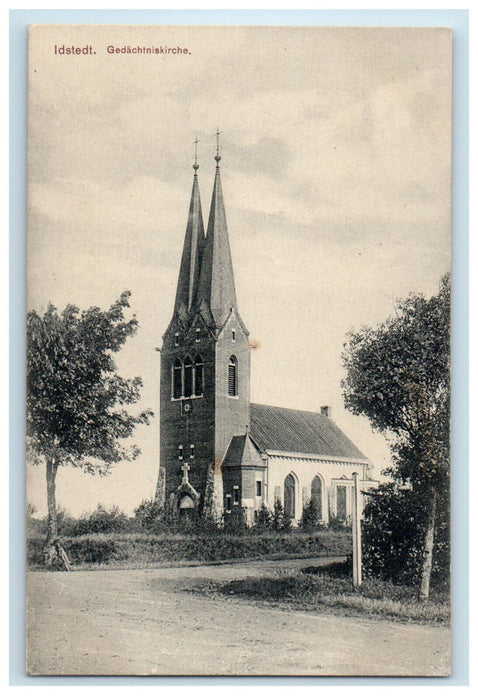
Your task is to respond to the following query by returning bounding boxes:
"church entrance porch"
[170,462,200,518]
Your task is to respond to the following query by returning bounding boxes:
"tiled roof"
[249,403,367,461]
[222,433,265,468]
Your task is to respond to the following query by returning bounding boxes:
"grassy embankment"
[189,561,450,625]
[28,529,449,625]
[27,530,351,569]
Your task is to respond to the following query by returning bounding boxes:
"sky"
[27,25,451,516]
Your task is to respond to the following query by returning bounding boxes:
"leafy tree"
[342,274,450,600]
[272,499,291,532]
[361,483,450,587]
[254,503,273,529]
[67,504,130,536]
[299,498,321,532]
[26,292,152,563]
[134,498,164,531]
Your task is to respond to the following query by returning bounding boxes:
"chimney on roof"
[320,406,331,418]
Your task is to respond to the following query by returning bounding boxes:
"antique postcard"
[26,24,452,676]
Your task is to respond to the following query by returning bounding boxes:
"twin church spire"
[173,163,204,317]
[174,136,238,329]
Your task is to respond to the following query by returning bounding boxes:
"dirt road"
[26,558,450,676]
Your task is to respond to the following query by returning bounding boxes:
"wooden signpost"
[352,471,362,587]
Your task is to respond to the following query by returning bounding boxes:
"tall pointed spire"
[174,142,205,319]
[196,134,238,327]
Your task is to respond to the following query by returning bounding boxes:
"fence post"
[352,471,362,587]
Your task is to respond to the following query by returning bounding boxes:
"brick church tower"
[156,146,250,518]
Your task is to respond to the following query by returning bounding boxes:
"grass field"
[189,562,450,625]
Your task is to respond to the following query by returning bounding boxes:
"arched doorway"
[179,494,195,510]
[284,473,296,520]
[178,493,195,525]
[311,475,323,521]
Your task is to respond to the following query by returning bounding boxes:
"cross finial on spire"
[193,136,200,172]
[214,128,221,165]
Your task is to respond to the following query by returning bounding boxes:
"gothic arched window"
[194,354,203,396]
[311,475,323,521]
[184,356,193,398]
[172,358,183,399]
[336,485,347,521]
[228,356,238,396]
[284,473,296,520]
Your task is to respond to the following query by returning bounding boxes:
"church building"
[156,145,377,525]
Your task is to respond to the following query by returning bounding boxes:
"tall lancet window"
[172,358,183,399]
[194,355,203,396]
[228,356,238,396]
[284,474,296,520]
[184,356,193,398]
[311,475,323,521]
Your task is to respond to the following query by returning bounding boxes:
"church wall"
[214,310,250,466]
[159,308,252,518]
[222,466,241,510]
[223,465,266,524]
[159,318,217,509]
[242,467,266,504]
[265,454,372,525]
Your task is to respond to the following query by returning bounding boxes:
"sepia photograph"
[25,23,452,676]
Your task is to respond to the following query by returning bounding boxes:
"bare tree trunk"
[44,458,59,566]
[419,486,437,602]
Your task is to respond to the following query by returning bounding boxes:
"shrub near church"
[27,506,352,568]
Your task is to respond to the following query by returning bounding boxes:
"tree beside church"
[26,292,152,562]
[342,274,450,599]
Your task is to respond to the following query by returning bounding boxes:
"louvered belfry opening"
[194,354,203,396]
[173,358,182,399]
[172,354,205,399]
[184,356,193,397]
[228,355,237,396]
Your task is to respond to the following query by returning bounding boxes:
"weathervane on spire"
[214,127,221,164]
[193,136,199,172]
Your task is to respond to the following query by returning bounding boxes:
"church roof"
[222,433,265,468]
[196,158,238,327]
[174,169,205,318]
[249,403,368,461]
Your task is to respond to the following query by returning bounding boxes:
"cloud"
[26,25,451,516]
